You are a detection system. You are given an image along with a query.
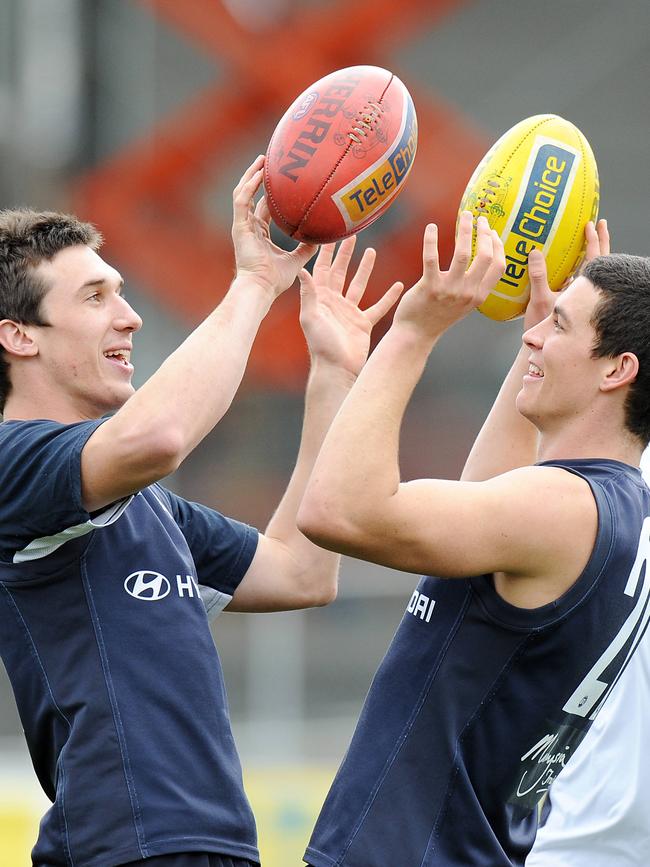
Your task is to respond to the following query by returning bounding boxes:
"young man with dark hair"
[518,235,650,866]
[298,216,650,866]
[0,156,401,867]
[0,211,102,409]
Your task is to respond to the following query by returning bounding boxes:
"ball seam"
[294,73,396,240]
[264,125,299,236]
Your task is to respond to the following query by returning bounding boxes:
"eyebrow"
[78,277,125,293]
[553,303,571,327]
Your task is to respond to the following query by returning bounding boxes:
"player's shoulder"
[0,418,65,467]
[531,457,648,510]
[482,463,598,548]
[487,462,595,502]
[0,416,102,447]
[498,457,642,494]
[0,417,105,505]
[491,458,648,572]
[0,416,59,442]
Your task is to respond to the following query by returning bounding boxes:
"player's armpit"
[299,465,597,598]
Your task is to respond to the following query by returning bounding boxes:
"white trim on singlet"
[13,497,134,563]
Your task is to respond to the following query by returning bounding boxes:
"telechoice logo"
[497,140,578,300]
[334,97,417,227]
[512,143,575,245]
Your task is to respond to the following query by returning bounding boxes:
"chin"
[515,390,528,417]
[94,385,135,416]
[515,393,537,426]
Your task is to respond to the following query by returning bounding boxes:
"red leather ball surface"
[264,65,417,243]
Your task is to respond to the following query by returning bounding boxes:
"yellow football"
[458,114,599,321]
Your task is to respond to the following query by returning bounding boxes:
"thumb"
[291,242,319,271]
[298,268,317,312]
[524,248,554,328]
[299,268,322,330]
[528,248,551,300]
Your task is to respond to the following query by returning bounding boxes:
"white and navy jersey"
[525,594,650,865]
[305,459,650,867]
[0,419,260,867]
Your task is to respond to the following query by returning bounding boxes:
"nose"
[115,296,143,333]
[522,314,548,351]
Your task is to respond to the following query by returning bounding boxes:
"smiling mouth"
[528,362,544,378]
[103,350,131,367]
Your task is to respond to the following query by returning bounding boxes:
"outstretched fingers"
[448,211,473,279]
[596,218,610,255]
[330,236,357,294]
[232,155,265,228]
[585,217,610,262]
[345,247,376,306]
[421,223,440,281]
[364,281,405,325]
[476,229,506,302]
[466,216,495,290]
[312,243,336,287]
[254,195,272,225]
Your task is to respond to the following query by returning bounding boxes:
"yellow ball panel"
[458,114,599,321]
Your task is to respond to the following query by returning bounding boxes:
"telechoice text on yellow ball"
[500,142,575,291]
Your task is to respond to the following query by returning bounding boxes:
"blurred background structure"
[1,1,650,864]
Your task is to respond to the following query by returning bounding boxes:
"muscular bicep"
[80,415,179,512]
[310,467,598,583]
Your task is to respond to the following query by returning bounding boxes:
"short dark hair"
[585,253,650,445]
[0,209,102,412]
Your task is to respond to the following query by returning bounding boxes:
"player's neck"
[537,423,642,468]
[3,390,102,424]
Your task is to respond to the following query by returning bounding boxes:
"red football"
[264,65,417,243]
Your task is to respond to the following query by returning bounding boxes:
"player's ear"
[0,320,39,358]
[600,351,638,393]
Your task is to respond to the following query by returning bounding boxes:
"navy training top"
[305,459,650,867]
[0,419,259,867]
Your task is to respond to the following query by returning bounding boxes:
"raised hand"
[298,236,403,377]
[392,212,505,340]
[525,218,610,329]
[585,218,610,261]
[231,155,318,298]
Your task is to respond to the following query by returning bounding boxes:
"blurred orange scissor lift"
[75,0,488,387]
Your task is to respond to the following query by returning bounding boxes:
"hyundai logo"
[124,570,170,601]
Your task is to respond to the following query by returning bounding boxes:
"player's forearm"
[461,344,539,482]
[263,359,358,598]
[109,276,274,464]
[298,324,433,542]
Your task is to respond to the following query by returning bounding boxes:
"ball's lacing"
[349,101,384,143]
[476,178,501,215]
